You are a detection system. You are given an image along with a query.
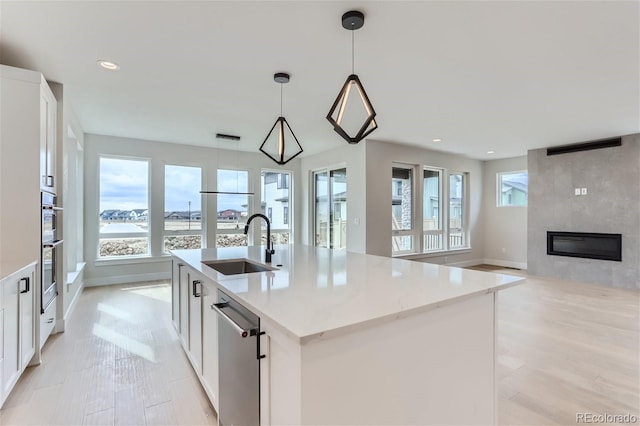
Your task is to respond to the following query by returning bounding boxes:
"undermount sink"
[202,258,277,275]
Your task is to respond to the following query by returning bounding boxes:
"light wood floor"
[485,266,640,425]
[0,282,216,426]
[1,272,638,425]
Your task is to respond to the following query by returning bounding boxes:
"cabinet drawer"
[40,299,56,349]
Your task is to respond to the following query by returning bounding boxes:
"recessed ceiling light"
[487,150,495,154]
[432,138,442,143]
[97,60,120,71]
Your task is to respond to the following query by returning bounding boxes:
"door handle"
[192,280,201,297]
[20,277,30,293]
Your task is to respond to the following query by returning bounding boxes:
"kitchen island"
[171,245,524,425]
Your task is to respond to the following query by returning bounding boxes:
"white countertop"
[172,245,525,343]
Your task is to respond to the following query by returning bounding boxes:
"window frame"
[422,167,444,253]
[261,169,293,245]
[496,170,528,207]
[391,163,417,255]
[391,164,470,257]
[163,163,204,253]
[97,155,151,259]
[216,168,251,247]
[447,171,468,250]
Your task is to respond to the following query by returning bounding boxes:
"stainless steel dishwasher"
[211,288,264,426]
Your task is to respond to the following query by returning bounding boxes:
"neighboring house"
[217,209,242,221]
[165,211,189,220]
[501,180,528,205]
[99,209,119,220]
[115,210,131,220]
[131,209,148,220]
[190,211,201,220]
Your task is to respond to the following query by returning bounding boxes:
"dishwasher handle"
[211,302,253,338]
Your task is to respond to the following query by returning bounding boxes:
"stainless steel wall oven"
[41,191,62,313]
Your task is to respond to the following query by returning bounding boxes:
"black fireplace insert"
[547,231,622,262]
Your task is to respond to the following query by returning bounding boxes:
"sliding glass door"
[313,168,346,249]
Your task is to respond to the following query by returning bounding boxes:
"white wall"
[84,134,302,286]
[364,140,485,266]
[482,156,528,269]
[299,143,367,253]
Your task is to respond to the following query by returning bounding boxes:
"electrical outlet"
[581,188,587,195]
[574,188,581,196]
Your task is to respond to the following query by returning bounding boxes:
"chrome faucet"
[243,213,275,263]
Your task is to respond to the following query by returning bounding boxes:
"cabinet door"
[201,286,219,409]
[19,266,35,368]
[45,86,56,192]
[2,273,20,397]
[188,275,203,375]
[179,266,189,348]
[39,93,48,190]
[171,260,183,332]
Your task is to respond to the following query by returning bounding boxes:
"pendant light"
[200,134,254,196]
[260,72,303,165]
[327,10,378,145]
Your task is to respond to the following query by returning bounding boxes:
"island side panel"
[300,292,496,425]
[261,317,303,426]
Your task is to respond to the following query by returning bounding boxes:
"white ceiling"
[1,1,638,160]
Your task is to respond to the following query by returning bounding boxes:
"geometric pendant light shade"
[260,72,304,165]
[326,11,378,144]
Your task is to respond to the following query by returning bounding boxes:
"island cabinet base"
[264,292,497,426]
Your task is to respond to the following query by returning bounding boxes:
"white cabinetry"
[0,65,50,269]
[39,86,57,192]
[188,273,203,375]
[201,284,219,408]
[171,258,218,411]
[1,262,37,407]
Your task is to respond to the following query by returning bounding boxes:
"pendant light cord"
[280,83,283,117]
[351,29,355,74]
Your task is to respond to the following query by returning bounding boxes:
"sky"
[99,158,248,213]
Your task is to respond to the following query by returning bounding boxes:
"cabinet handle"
[20,277,30,293]
[46,318,54,324]
[192,280,201,298]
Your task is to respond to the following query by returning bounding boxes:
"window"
[391,165,469,256]
[449,173,466,249]
[164,165,202,252]
[497,171,528,207]
[99,157,149,257]
[261,171,292,245]
[423,168,443,252]
[217,169,250,247]
[313,168,346,249]
[391,165,414,254]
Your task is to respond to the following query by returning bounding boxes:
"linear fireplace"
[547,231,622,262]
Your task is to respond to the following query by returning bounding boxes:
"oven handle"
[42,206,63,211]
[43,240,64,248]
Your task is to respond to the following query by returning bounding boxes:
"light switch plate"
[575,188,581,195]
[581,188,587,195]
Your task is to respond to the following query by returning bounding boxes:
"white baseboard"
[445,259,484,268]
[483,258,527,270]
[85,271,171,287]
[64,262,86,324]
